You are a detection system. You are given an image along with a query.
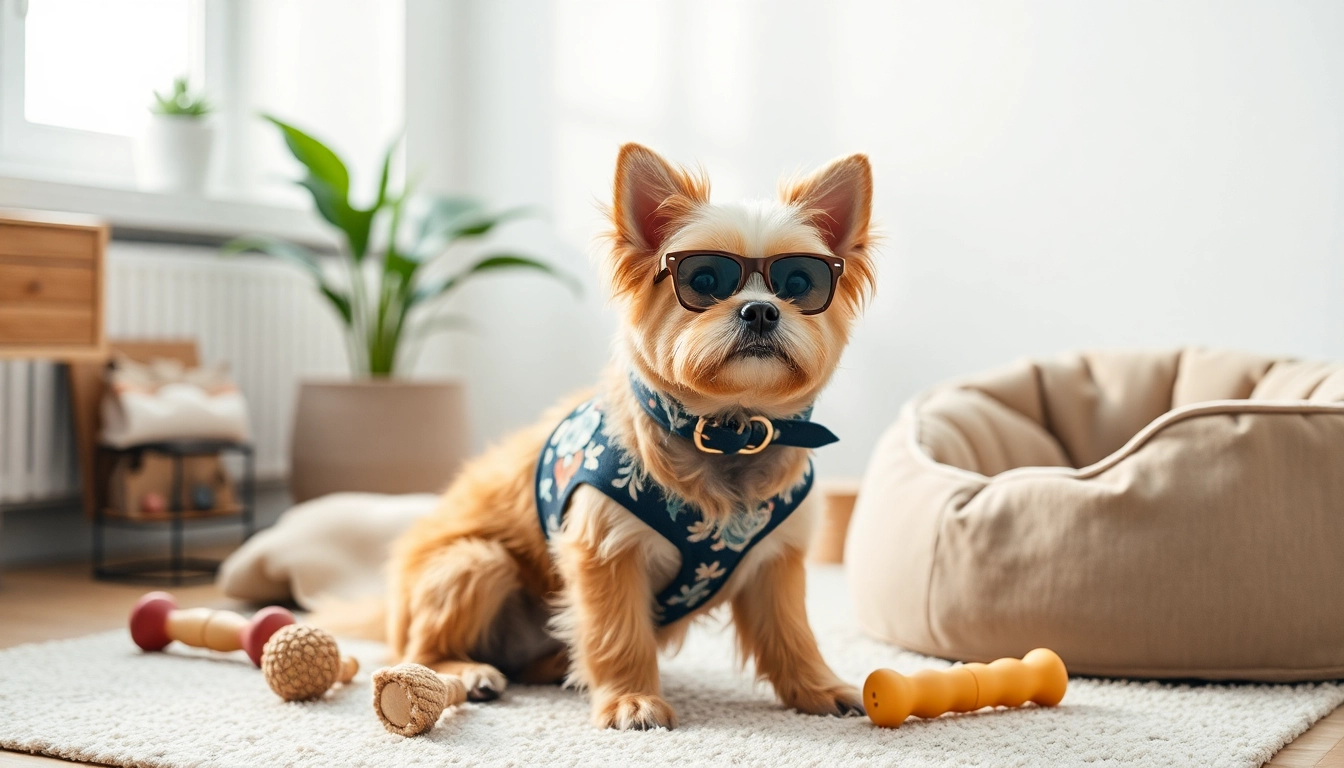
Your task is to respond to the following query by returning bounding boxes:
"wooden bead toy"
[140,492,167,516]
[190,483,215,511]
[261,625,359,702]
[129,591,295,667]
[372,663,468,737]
[863,648,1068,728]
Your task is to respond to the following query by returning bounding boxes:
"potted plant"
[229,116,575,501]
[135,77,214,195]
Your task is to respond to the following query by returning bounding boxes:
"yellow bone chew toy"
[863,648,1067,727]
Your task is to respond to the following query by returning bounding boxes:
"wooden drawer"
[0,305,95,345]
[0,222,97,262]
[0,262,95,303]
[0,209,107,359]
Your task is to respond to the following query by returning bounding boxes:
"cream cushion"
[846,348,1344,682]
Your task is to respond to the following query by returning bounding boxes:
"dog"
[387,143,877,730]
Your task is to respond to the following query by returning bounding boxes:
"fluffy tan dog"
[387,143,876,730]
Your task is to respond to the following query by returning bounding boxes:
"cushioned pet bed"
[846,348,1344,681]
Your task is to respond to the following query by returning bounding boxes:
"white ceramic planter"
[135,114,215,195]
[289,380,470,503]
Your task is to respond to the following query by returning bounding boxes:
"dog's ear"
[612,143,708,254]
[782,154,872,255]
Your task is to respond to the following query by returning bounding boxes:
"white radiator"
[0,242,348,505]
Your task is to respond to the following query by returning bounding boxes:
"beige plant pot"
[289,380,469,503]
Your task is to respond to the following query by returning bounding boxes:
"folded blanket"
[217,493,437,608]
[101,355,251,447]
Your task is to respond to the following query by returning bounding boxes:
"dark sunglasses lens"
[768,256,833,311]
[675,254,742,308]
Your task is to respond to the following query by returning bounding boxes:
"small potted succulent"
[229,116,576,501]
[136,76,214,195]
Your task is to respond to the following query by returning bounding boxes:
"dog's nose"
[739,301,780,334]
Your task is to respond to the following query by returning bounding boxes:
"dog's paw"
[458,664,508,701]
[784,683,865,717]
[592,693,678,730]
[429,661,508,701]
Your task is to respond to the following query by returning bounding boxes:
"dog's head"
[603,143,876,416]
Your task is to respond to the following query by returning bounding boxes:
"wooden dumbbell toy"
[863,648,1068,727]
[129,591,296,667]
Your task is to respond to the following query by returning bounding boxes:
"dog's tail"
[306,596,388,642]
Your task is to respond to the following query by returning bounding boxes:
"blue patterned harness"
[534,378,838,626]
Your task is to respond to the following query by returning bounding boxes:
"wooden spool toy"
[372,664,468,737]
[863,648,1068,727]
[129,591,296,667]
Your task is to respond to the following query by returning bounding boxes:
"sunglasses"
[653,250,845,315]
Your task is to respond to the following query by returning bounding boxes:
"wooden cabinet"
[0,210,107,359]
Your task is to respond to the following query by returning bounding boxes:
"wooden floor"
[0,560,1340,767]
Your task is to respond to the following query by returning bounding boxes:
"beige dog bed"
[846,348,1344,682]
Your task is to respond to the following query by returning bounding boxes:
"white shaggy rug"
[1,568,1340,768]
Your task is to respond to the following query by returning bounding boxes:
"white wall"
[403,0,611,448]
[413,0,1344,478]
[233,0,406,206]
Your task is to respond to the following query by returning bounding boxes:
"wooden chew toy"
[863,648,1068,727]
[372,663,468,737]
[129,591,296,667]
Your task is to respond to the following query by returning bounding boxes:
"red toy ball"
[128,591,177,652]
[140,492,168,517]
[243,606,298,666]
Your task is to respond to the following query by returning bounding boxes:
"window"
[0,0,405,209]
[23,0,203,137]
[0,0,209,185]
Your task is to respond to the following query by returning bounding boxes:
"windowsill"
[0,174,335,249]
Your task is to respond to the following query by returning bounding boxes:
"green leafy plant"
[227,115,576,377]
[151,76,211,117]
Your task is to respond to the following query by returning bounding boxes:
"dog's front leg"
[555,491,676,730]
[731,545,863,716]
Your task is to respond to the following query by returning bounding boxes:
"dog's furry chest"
[662,447,807,506]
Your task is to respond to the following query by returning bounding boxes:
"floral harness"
[535,382,832,626]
